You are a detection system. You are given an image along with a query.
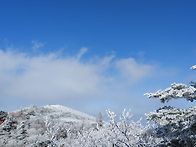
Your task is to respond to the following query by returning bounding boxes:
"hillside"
[0,105,96,147]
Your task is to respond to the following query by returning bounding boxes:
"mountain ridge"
[0,105,97,146]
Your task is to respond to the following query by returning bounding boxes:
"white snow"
[145,83,196,102]
[43,105,96,123]
[191,65,196,70]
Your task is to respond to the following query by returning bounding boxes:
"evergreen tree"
[145,65,196,146]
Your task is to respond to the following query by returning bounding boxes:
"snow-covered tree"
[73,109,157,147]
[145,65,196,146]
[96,112,103,129]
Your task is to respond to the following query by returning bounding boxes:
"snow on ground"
[0,105,97,147]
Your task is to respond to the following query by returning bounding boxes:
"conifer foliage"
[145,65,196,146]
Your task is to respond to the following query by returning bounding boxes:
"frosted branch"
[145,83,196,103]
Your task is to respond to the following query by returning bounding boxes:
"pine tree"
[145,65,196,146]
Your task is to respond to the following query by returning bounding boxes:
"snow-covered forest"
[0,65,195,146]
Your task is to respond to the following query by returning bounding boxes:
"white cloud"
[0,49,155,100]
[31,40,45,51]
[116,58,154,81]
[76,47,88,60]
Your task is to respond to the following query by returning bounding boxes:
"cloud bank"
[31,40,45,51]
[0,48,155,100]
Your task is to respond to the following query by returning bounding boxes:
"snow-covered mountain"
[0,105,153,147]
[0,105,97,147]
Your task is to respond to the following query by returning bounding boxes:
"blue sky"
[0,0,195,117]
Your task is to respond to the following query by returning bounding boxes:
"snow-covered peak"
[44,105,94,119]
[11,105,96,125]
[42,105,96,123]
[0,105,97,146]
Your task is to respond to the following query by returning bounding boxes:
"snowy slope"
[43,105,95,123]
[0,105,97,147]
